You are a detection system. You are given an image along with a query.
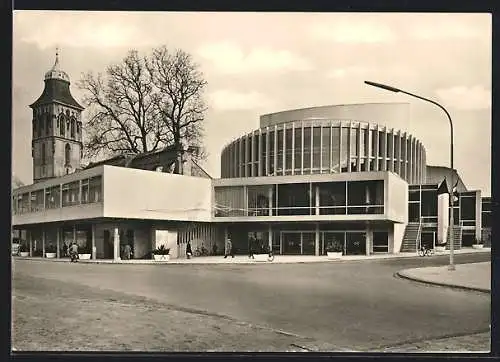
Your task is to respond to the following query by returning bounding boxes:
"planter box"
[19,252,29,257]
[327,252,343,259]
[79,254,91,260]
[472,244,484,249]
[45,252,56,259]
[435,246,446,252]
[153,254,170,261]
[253,254,269,262]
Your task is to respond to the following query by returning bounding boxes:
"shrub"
[79,245,92,254]
[326,240,343,253]
[475,238,484,245]
[45,244,57,253]
[153,245,170,255]
[19,243,28,252]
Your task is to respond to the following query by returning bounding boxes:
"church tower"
[30,50,85,183]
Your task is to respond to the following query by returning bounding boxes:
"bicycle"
[418,246,434,257]
[194,246,210,257]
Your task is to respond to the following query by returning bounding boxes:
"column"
[315,223,320,256]
[56,227,60,258]
[42,229,46,258]
[91,224,96,259]
[365,224,372,256]
[315,185,320,215]
[28,230,32,257]
[268,224,273,252]
[114,227,120,261]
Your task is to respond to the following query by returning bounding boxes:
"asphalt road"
[12,253,491,351]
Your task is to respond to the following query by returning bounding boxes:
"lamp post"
[364,81,455,271]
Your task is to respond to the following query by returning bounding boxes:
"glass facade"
[13,175,102,215]
[214,180,385,218]
[220,120,426,184]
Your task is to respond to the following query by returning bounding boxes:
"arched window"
[65,143,71,166]
[41,143,46,165]
[59,115,65,137]
[70,118,76,138]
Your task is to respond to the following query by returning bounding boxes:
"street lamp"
[364,81,455,271]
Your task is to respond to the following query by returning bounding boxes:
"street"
[12,253,490,351]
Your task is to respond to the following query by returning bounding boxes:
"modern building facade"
[11,55,491,260]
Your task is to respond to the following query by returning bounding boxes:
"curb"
[395,271,490,294]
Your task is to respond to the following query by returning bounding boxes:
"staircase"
[445,225,462,250]
[401,222,421,252]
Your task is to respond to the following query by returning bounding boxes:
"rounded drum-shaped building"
[220,104,427,184]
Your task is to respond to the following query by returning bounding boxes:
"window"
[260,133,267,176]
[45,185,61,209]
[285,128,293,175]
[81,179,89,204]
[460,196,476,221]
[65,143,71,166]
[30,190,44,212]
[294,127,302,173]
[318,182,346,215]
[277,130,283,175]
[247,185,271,216]
[340,127,349,172]
[347,180,384,214]
[70,119,76,138]
[276,183,312,216]
[269,131,275,175]
[321,127,331,172]
[62,181,79,206]
[214,186,245,217]
[89,176,103,203]
[331,127,340,173]
[312,127,321,173]
[303,127,311,171]
[59,115,65,136]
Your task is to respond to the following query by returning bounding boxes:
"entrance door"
[282,232,301,255]
[373,232,389,253]
[421,232,435,249]
[302,232,315,255]
[345,232,366,255]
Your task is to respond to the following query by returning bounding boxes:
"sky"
[12,11,492,196]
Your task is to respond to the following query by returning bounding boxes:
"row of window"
[33,114,81,139]
[221,123,426,184]
[214,180,385,217]
[39,142,73,166]
[13,176,102,214]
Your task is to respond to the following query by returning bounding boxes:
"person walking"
[224,238,234,258]
[186,241,193,259]
[248,234,255,259]
[123,244,131,260]
[69,242,79,262]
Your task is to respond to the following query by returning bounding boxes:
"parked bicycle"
[418,246,435,257]
[194,245,210,257]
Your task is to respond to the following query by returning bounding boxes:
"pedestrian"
[69,242,79,262]
[62,242,68,257]
[248,234,255,259]
[186,241,192,259]
[123,244,131,260]
[224,238,234,258]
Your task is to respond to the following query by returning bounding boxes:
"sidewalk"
[14,247,490,265]
[397,262,491,293]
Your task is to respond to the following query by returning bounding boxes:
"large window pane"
[45,185,61,209]
[321,127,331,172]
[247,185,271,216]
[340,127,349,172]
[30,190,44,212]
[269,131,275,175]
[285,128,293,174]
[331,127,340,173]
[350,128,358,156]
[318,182,346,215]
[214,186,245,217]
[346,232,366,255]
[277,183,312,216]
[312,127,321,172]
[277,129,284,175]
[89,176,102,203]
[260,133,267,176]
[303,127,311,170]
[302,232,315,255]
[294,127,302,172]
[421,189,437,218]
[409,203,420,222]
[62,181,79,207]
[347,180,384,214]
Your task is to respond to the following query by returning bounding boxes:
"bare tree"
[147,47,208,173]
[79,47,208,173]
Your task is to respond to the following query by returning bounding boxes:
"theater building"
[11,55,490,260]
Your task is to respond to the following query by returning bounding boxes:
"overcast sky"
[12,11,492,195]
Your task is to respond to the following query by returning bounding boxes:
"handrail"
[415,217,423,252]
